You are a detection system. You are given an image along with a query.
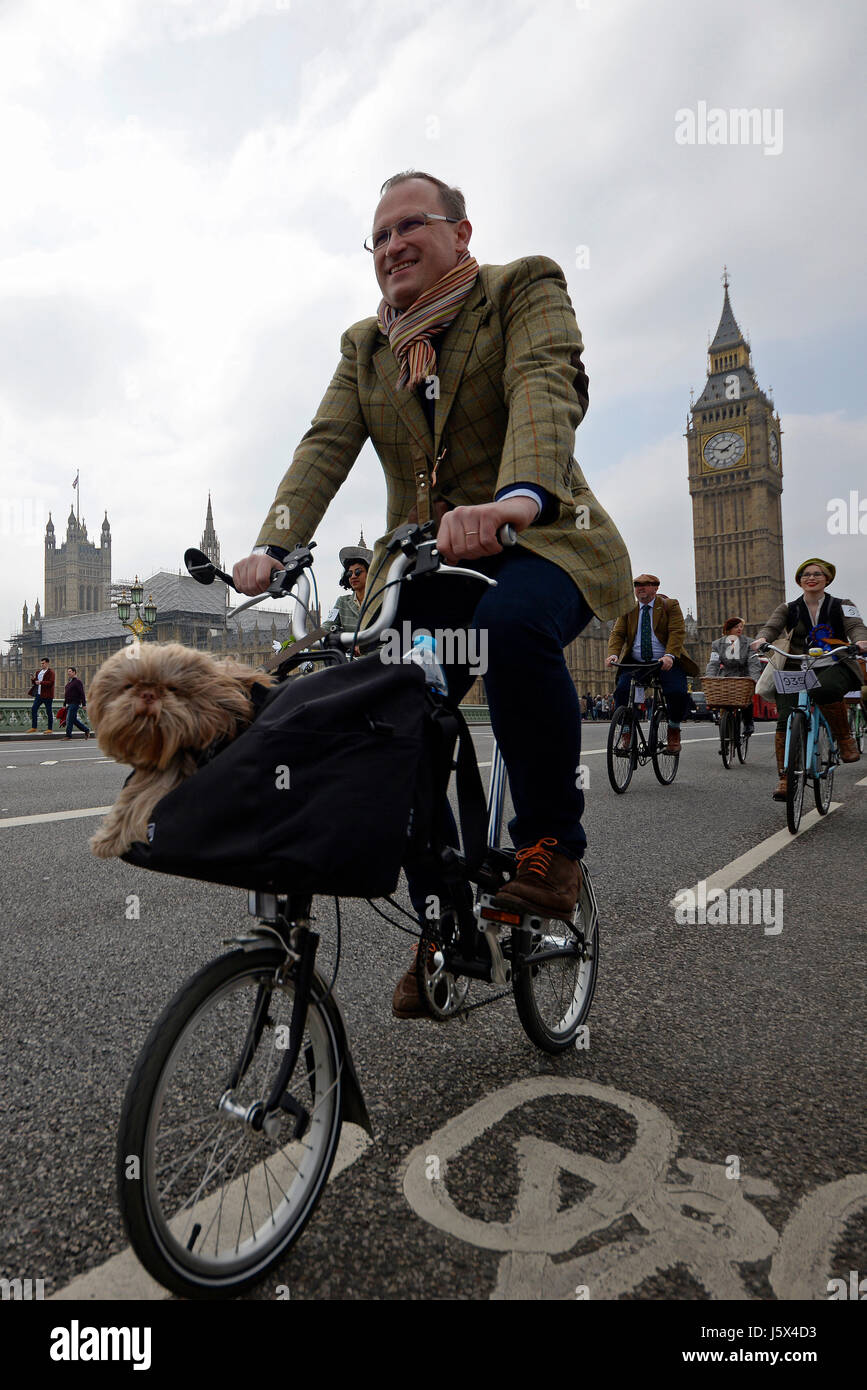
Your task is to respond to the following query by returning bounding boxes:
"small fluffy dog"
[89,642,272,859]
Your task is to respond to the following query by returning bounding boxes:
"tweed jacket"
[705,636,761,681]
[326,592,363,632]
[758,594,867,686]
[255,256,633,621]
[607,596,699,676]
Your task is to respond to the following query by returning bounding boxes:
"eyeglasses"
[800,571,826,579]
[364,211,459,254]
[345,566,366,578]
[634,582,658,588]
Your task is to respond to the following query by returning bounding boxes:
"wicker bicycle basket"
[702,677,755,708]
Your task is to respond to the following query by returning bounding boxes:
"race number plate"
[773,668,821,695]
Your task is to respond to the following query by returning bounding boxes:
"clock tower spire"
[687,271,785,657]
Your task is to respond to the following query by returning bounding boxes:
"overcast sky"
[1,0,865,654]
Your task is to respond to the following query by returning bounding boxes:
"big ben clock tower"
[687,271,785,655]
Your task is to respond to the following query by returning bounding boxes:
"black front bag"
[122,655,428,898]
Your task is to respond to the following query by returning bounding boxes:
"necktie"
[640,605,652,662]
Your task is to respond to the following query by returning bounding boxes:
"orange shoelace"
[515,837,558,878]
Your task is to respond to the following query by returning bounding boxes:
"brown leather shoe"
[666,728,681,753]
[618,730,631,751]
[492,838,581,924]
[392,944,431,1019]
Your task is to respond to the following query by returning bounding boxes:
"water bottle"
[403,632,448,695]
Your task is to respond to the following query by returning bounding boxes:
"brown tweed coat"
[608,596,700,676]
[255,255,634,620]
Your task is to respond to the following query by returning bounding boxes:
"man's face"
[372,179,472,311]
[41,659,48,668]
[634,582,659,605]
[67,669,75,677]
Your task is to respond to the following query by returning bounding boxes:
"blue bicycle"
[761,641,862,833]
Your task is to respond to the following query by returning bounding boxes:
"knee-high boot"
[822,701,860,763]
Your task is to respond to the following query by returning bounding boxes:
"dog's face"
[89,643,264,771]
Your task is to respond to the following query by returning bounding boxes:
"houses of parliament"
[0,277,784,700]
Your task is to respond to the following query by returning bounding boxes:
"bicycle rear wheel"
[786,712,808,834]
[736,711,750,764]
[849,704,864,754]
[719,709,735,768]
[813,718,834,815]
[606,707,636,793]
[512,867,599,1053]
[650,706,679,784]
[117,946,342,1299]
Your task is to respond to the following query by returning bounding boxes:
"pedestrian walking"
[63,667,91,739]
[29,657,55,733]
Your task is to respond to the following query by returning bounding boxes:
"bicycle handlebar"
[758,640,862,668]
[189,522,518,650]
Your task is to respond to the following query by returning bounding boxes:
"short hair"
[68,666,77,672]
[40,656,49,662]
[378,170,466,221]
[722,617,744,634]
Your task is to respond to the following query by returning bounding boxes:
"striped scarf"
[377,253,479,390]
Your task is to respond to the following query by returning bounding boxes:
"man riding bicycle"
[605,574,698,753]
[232,170,633,1016]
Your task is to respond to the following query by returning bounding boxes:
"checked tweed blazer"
[255,256,634,621]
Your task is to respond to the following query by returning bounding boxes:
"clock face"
[769,431,779,466]
[703,431,746,470]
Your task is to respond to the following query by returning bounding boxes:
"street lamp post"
[117,577,158,639]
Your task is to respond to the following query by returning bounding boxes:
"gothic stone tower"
[44,509,112,617]
[687,274,785,654]
[200,493,221,569]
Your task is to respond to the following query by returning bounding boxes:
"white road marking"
[667,804,842,908]
[857,774,867,786]
[50,1122,372,1301]
[40,760,59,765]
[0,806,112,829]
[403,1079,866,1301]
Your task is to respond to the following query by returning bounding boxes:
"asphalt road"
[1,720,865,1303]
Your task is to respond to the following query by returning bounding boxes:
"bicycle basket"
[121,654,427,897]
[702,677,755,708]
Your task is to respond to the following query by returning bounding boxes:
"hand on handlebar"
[436,497,535,564]
[232,554,285,596]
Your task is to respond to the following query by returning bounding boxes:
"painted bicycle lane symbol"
[401,1079,867,1300]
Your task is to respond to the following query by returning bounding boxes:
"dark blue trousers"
[613,662,689,724]
[395,545,592,861]
[31,695,53,729]
[64,703,90,736]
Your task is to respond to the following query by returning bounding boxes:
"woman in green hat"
[325,538,373,636]
[752,558,867,798]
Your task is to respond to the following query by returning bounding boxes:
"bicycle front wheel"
[813,718,834,815]
[606,707,636,793]
[786,712,808,834]
[512,869,599,1053]
[719,709,735,768]
[117,947,343,1299]
[850,704,864,754]
[650,706,679,784]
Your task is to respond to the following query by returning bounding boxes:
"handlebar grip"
[498,523,518,547]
